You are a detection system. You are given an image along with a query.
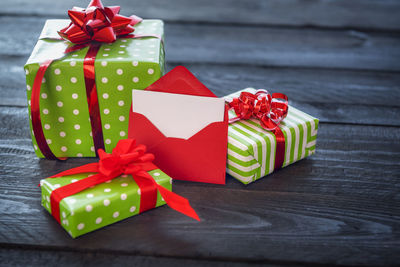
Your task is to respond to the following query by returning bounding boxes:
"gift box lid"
[25,19,164,66]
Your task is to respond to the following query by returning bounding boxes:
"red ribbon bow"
[228,89,289,170]
[49,139,200,224]
[58,0,142,44]
[228,89,288,130]
[97,142,154,177]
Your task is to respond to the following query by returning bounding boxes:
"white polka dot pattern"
[26,19,164,159]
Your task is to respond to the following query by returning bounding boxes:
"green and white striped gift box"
[224,88,319,184]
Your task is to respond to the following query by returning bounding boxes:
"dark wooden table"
[1,0,399,266]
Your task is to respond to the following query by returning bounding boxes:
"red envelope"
[128,66,228,184]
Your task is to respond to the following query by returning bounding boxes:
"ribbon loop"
[98,140,154,177]
[228,89,288,131]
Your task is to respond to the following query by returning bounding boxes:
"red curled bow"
[49,139,200,224]
[228,89,288,130]
[228,89,289,170]
[58,0,142,44]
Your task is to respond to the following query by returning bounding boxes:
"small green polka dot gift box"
[40,139,199,238]
[41,169,171,238]
[24,4,165,158]
[224,88,319,184]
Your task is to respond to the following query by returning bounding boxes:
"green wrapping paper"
[24,19,165,158]
[41,169,172,238]
[224,88,319,184]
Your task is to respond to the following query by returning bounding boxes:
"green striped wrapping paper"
[224,88,319,184]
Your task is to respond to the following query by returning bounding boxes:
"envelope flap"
[146,66,216,97]
[132,90,225,140]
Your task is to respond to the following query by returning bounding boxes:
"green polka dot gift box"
[41,169,172,238]
[224,88,319,185]
[24,19,165,158]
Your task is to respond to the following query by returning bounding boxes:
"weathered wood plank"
[0,112,399,266]
[0,161,399,266]
[6,57,400,107]
[0,57,26,107]
[0,248,275,267]
[0,170,399,266]
[1,3,400,265]
[166,24,400,72]
[1,107,399,196]
[2,16,400,72]
[2,0,400,31]
[4,58,400,126]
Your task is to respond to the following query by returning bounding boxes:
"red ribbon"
[58,0,142,44]
[83,44,105,153]
[49,139,200,223]
[228,89,289,170]
[30,0,160,159]
[31,59,60,160]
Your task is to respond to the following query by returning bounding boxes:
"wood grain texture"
[1,1,400,265]
[1,107,399,197]
[4,58,400,126]
[0,249,282,267]
[0,54,400,125]
[0,163,399,266]
[2,16,400,72]
[0,106,399,265]
[7,57,400,107]
[2,0,400,31]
